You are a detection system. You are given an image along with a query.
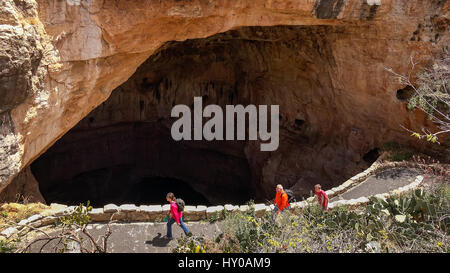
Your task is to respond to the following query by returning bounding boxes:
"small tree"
[386,53,449,144]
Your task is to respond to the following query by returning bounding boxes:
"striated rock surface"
[0,0,449,202]
[0,0,58,190]
[0,165,44,203]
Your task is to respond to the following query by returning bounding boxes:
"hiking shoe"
[163,235,173,240]
[187,232,193,237]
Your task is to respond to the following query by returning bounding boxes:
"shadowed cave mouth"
[31,25,380,207]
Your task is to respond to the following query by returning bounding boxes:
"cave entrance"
[29,25,380,207]
[122,177,212,206]
[31,121,254,206]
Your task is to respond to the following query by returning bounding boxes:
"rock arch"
[0,0,448,202]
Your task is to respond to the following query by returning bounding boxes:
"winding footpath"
[329,167,419,202]
[20,166,426,253]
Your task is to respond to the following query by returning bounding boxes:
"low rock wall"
[1,159,426,239]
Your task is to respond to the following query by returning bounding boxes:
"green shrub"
[0,240,15,253]
[206,211,221,223]
[389,150,414,162]
[176,184,449,253]
[381,142,400,151]
[173,235,207,253]
[58,201,92,227]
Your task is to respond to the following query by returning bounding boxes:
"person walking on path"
[164,192,189,239]
[314,184,328,211]
[271,184,290,220]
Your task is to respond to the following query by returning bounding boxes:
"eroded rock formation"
[0,0,449,204]
[0,166,44,203]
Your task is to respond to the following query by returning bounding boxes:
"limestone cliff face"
[0,0,57,192]
[0,0,449,201]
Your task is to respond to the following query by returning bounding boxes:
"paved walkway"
[330,167,419,202]
[27,221,222,253]
[25,167,420,253]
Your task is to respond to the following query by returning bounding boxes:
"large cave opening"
[30,25,380,207]
[31,121,252,206]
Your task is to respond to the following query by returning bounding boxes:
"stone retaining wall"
[321,159,408,200]
[0,159,426,239]
[327,174,424,210]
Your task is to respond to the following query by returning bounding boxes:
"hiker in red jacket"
[314,184,328,210]
[164,192,189,239]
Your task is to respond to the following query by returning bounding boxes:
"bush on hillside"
[174,183,449,253]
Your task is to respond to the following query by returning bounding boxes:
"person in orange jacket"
[271,184,290,220]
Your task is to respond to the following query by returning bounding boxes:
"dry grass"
[0,203,49,231]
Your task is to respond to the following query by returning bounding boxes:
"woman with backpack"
[164,192,190,240]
